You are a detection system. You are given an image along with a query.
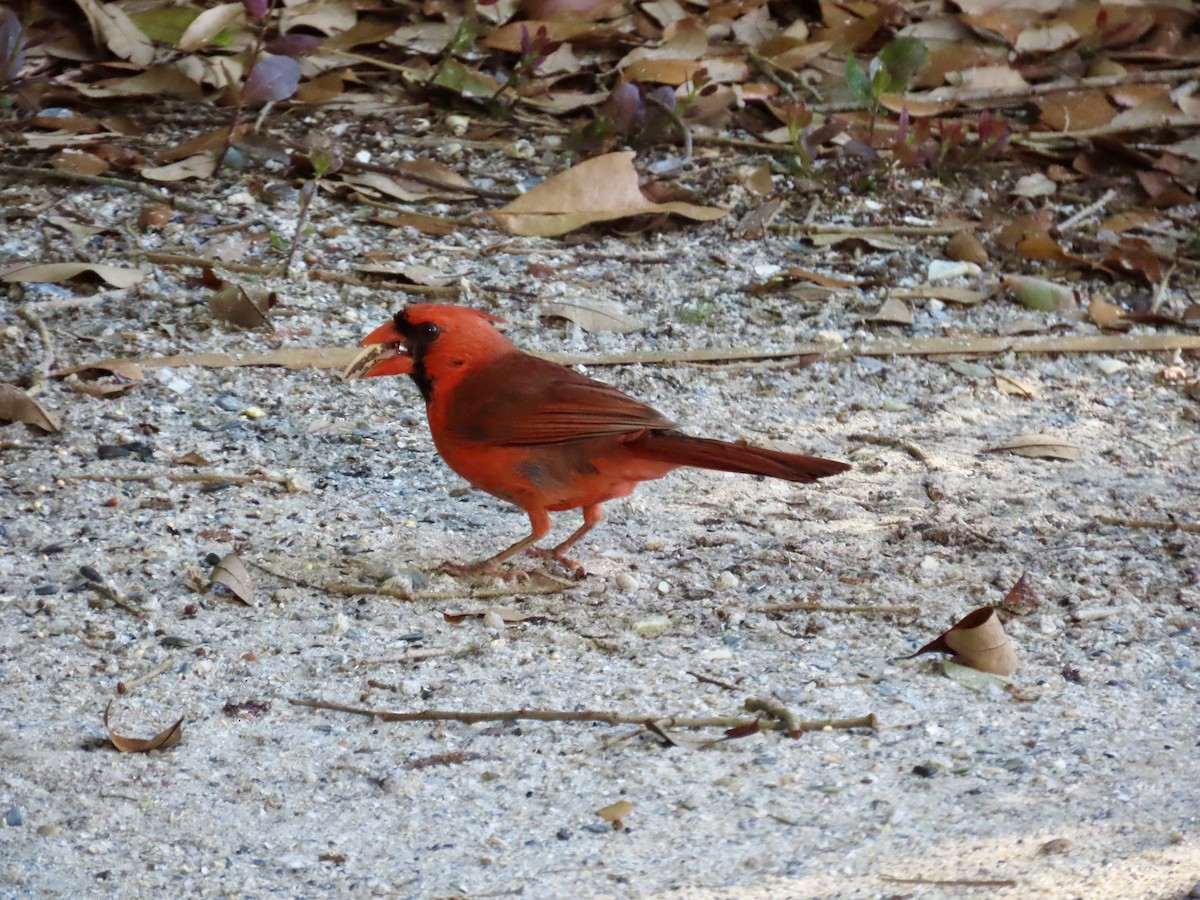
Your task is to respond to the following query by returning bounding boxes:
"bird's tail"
[628,432,850,483]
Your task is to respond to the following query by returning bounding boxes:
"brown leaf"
[945,230,988,265]
[0,383,61,432]
[1088,297,1130,331]
[541,301,642,334]
[866,297,914,326]
[1102,237,1162,286]
[998,573,1041,617]
[58,359,144,397]
[104,701,184,753]
[488,151,727,237]
[993,371,1039,400]
[893,285,986,305]
[596,800,633,829]
[172,450,211,466]
[210,283,275,329]
[75,0,155,66]
[910,606,1019,676]
[211,553,255,606]
[2,262,144,288]
[984,432,1080,461]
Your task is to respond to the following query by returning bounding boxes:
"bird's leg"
[442,508,552,576]
[527,504,603,575]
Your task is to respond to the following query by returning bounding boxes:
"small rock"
[1092,357,1127,376]
[242,406,267,420]
[656,580,671,595]
[5,807,23,827]
[1040,838,1072,855]
[482,610,506,630]
[614,572,640,592]
[634,615,671,635]
[715,571,739,592]
[214,395,241,412]
[504,139,535,160]
[911,763,939,778]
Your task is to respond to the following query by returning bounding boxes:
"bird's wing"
[443,353,677,446]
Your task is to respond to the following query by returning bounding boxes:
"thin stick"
[343,159,518,201]
[288,698,878,734]
[0,163,201,212]
[118,655,176,692]
[880,875,1017,888]
[1096,516,1200,534]
[1150,262,1176,314]
[847,432,929,463]
[15,306,55,393]
[62,471,298,489]
[755,603,920,615]
[141,251,460,297]
[66,332,1200,379]
[250,558,573,602]
[1058,188,1117,233]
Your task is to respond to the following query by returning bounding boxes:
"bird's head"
[343,304,512,400]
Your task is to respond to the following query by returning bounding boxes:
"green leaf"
[130,7,200,45]
[844,56,872,106]
[878,36,929,87]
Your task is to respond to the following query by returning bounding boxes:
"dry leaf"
[141,153,217,182]
[210,284,276,329]
[993,371,1039,400]
[984,433,1081,461]
[54,359,144,397]
[997,573,1041,617]
[596,800,633,829]
[2,262,144,288]
[442,607,548,624]
[1088,297,1129,331]
[866,297,914,326]
[172,450,211,466]
[488,151,727,237]
[76,0,155,66]
[893,285,986,305]
[104,701,184,753]
[541,301,642,334]
[909,606,1020,676]
[945,231,988,265]
[211,553,255,606]
[0,383,61,432]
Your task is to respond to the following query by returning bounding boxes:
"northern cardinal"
[346,304,849,572]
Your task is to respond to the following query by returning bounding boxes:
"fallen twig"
[880,875,1017,888]
[141,251,459,297]
[0,163,201,212]
[1096,516,1200,534]
[117,654,176,693]
[250,558,573,602]
[67,331,1200,378]
[1058,188,1117,233]
[15,306,55,394]
[756,603,920,615]
[63,471,300,490]
[848,433,929,463]
[289,697,877,735]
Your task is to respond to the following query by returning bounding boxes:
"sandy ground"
[2,131,1200,899]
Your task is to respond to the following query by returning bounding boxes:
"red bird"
[348,304,849,573]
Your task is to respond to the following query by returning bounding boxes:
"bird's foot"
[525,548,587,580]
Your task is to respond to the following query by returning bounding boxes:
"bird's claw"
[525,548,587,580]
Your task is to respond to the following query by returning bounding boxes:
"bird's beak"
[342,321,413,380]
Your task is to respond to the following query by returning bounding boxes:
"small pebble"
[214,395,241,412]
[482,610,506,630]
[715,571,739,592]
[911,763,939,778]
[242,406,267,420]
[1040,838,1072,855]
[656,580,670,595]
[5,807,23,827]
[614,573,640,592]
[504,139,535,160]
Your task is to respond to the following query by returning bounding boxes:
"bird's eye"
[420,322,440,339]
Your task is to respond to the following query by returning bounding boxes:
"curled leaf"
[0,383,60,432]
[211,553,255,606]
[541,301,642,334]
[984,433,1080,461]
[104,701,184,753]
[2,263,144,288]
[909,606,1019,676]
